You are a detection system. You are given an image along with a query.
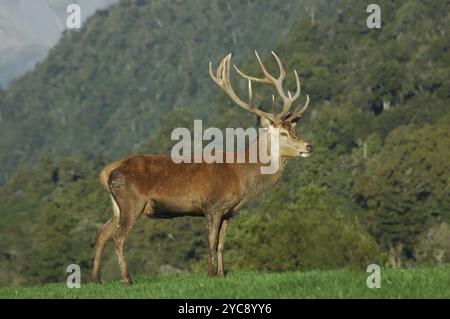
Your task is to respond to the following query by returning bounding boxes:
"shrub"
[415,223,450,265]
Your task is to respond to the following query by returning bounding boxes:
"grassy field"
[1,268,450,298]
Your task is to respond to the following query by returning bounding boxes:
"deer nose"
[305,144,313,152]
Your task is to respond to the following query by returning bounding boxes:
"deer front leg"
[206,213,222,277]
[217,219,229,277]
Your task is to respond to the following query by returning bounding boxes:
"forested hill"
[0,0,319,184]
[0,0,449,287]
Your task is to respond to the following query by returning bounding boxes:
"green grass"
[1,268,450,298]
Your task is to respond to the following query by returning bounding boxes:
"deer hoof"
[122,278,133,285]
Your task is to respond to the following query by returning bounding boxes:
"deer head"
[209,51,312,158]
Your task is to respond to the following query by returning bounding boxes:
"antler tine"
[222,53,231,83]
[287,94,310,121]
[248,79,253,105]
[221,54,231,78]
[209,54,229,86]
[271,94,276,114]
[291,69,301,101]
[270,51,286,82]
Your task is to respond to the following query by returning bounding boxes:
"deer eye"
[280,132,288,137]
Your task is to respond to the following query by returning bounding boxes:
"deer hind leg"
[91,196,120,283]
[206,213,222,277]
[217,219,229,277]
[112,194,145,284]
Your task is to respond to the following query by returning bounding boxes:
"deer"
[91,51,313,284]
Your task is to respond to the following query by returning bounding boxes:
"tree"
[353,114,450,266]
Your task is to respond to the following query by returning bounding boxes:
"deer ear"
[290,116,300,127]
[282,112,300,127]
[259,116,273,128]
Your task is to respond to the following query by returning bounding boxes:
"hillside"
[0,0,449,288]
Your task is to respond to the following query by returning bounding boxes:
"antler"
[209,52,310,124]
[209,54,278,124]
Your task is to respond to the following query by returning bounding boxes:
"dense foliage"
[224,186,383,272]
[0,0,449,286]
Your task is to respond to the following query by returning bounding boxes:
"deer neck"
[237,134,288,199]
[249,157,287,197]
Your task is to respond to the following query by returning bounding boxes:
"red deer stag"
[91,51,312,284]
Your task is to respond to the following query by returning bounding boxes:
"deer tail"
[99,160,123,191]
